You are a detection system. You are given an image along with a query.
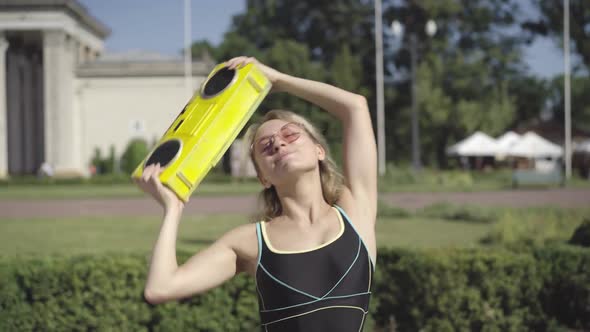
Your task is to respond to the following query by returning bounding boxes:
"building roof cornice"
[77,59,215,78]
[0,0,110,38]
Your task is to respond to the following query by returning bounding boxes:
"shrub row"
[1,247,588,331]
[0,253,258,332]
[374,246,590,331]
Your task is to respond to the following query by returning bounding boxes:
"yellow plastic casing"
[131,62,271,201]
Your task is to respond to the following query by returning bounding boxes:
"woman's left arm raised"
[226,57,378,222]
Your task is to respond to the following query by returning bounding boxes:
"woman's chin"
[275,160,316,176]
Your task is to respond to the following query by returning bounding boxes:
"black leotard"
[255,205,374,332]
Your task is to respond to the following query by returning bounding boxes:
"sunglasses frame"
[251,122,306,155]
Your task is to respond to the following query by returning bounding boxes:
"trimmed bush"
[2,248,589,331]
[535,246,590,329]
[0,253,258,332]
[569,219,590,247]
[120,139,149,175]
[373,247,590,331]
[480,209,588,249]
[90,145,117,175]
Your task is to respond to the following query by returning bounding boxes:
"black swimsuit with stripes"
[255,205,374,332]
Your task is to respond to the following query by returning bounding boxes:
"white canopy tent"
[495,131,521,160]
[574,139,590,153]
[495,131,520,153]
[446,131,500,157]
[506,131,563,159]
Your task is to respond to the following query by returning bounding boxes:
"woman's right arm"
[136,164,252,304]
[144,216,248,304]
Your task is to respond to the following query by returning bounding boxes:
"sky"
[78,0,566,79]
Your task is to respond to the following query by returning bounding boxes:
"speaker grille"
[201,67,236,98]
[145,140,181,168]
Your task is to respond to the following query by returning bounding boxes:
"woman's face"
[252,119,325,187]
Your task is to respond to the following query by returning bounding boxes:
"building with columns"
[0,0,214,178]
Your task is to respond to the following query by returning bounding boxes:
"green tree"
[547,75,590,131]
[525,0,590,71]
[384,0,523,166]
[206,0,530,167]
[213,31,265,63]
[507,76,551,127]
[415,56,515,166]
[523,0,590,132]
[120,139,149,175]
[233,0,374,63]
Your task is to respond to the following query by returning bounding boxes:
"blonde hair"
[243,110,343,221]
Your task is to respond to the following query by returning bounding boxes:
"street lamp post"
[374,0,386,176]
[409,33,419,171]
[183,0,193,100]
[391,19,436,171]
[563,0,572,179]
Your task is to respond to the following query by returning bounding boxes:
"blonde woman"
[136,56,377,332]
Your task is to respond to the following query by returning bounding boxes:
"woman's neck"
[274,171,331,225]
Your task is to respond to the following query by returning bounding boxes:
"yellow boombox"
[132,62,271,201]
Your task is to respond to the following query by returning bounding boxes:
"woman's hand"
[225,56,284,91]
[135,163,185,214]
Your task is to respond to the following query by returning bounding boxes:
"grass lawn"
[0,182,263,200]
[0,214,495,258]
[376,217,492,249]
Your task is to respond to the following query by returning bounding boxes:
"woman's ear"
[258,175,273,189]
[317,144,326,161]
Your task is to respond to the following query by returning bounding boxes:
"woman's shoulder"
[260,215,287,227]
[216,222,259,253]
[217,222,259,270]
[220,222,258,242]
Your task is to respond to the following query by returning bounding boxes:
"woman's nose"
[273,136,287,151]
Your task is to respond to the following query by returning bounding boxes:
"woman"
[136,56,377,331]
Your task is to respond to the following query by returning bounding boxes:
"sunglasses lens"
[255,123,303,155]
[281,124,302,143]
[257,138,273,154]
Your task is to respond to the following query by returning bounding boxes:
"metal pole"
[564,0,572,179]
[374,0,386,176]
[410,34,421,171]
[184,0,193,100]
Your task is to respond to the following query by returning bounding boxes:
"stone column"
[0,33,8,179]
[43,30,82,176]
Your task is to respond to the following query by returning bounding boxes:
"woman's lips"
[275,151,294,162]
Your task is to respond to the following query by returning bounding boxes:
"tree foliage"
[384,0,523,166]
[524,0,590,72]
[191,0,575,167]
[520,0,590,131]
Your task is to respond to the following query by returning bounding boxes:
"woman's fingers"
[141,165,151,182]
[226,56,258,69]
[142,163,158,182]
[149,164,164,189]
[225,56,280,85]
[139,163,163,189]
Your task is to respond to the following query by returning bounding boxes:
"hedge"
[0,253,258,332]
[374,246,590,332]
[1,247,588,331]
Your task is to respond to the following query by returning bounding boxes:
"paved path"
[0,188,588,219]
[0,196,259,218]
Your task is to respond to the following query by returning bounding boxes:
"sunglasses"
[252,122,305,156]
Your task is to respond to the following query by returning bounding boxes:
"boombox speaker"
[132,62,271,201]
